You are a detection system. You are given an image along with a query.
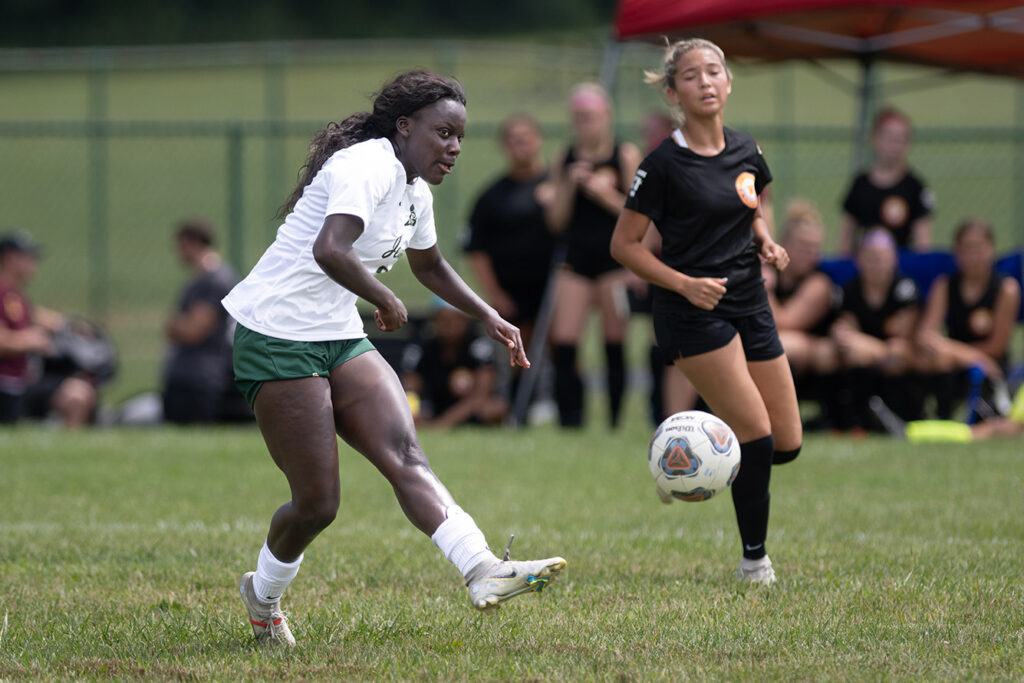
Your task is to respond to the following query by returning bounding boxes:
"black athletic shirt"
[463,171,557,302]
[562,142,627,263]
[947,270,1006,350]
[624,127,772,316]
[841,170,933,247]
[840,273,919,339]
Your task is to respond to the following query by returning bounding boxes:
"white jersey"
[223,138,437,341]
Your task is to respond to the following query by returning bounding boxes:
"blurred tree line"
[1,0,619,46]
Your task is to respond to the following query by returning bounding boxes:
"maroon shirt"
[0,282,33,385]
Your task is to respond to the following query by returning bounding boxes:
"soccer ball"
[648,410,741,502]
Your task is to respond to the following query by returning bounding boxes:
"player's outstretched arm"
[407,245,529,368]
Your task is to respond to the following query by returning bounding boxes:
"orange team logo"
[2,292,25,323]
[969,308,994,337]
[734,172,758,209]
[880,195,909,227]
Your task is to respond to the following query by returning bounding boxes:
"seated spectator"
[163,218,249,424]
[401,300,508,428]
[831,228,922,429]
[0,230,97,427]
[915,217,1020,418]
[839,107,934,255]
[764,200,842,428]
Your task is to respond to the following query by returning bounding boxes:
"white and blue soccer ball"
[648,410,741,502]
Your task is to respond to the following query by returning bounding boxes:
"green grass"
[1,419,1022,680]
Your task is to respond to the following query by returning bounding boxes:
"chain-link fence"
[2,40,1022,402]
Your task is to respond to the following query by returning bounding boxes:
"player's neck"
[869,159,906,184]
[574,137,614,161]
[507,159,545,181]
[680,119,725,155]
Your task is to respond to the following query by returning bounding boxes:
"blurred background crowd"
[2,1,1022,434]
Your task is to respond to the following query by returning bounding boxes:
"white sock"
[252,541,303,604]
[430,505,498,579]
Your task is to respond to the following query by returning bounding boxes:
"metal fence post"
[226,125,245,271]
[88,60,110,319]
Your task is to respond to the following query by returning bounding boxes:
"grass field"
[1,420,1021,680]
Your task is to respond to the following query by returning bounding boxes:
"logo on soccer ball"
[659,437,701,477]
[675,487,714,502]
[701,420,734,454]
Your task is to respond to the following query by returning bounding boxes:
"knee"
[773,444,802,465]
[294,486,339,531]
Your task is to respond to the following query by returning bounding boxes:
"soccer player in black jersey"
[611,38,801,585]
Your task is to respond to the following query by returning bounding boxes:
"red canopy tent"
[612,1,1024,164]
[615,1,1024,78]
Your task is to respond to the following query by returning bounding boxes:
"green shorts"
[232,324,376,407]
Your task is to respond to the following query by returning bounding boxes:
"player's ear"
[395,115,412,139]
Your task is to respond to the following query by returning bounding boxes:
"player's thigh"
[675,336,771,442]
[254,377,341,500]
[747,355,802,451]
[594,269,631,341]
[329,350,427,476]
[550,270,594,344]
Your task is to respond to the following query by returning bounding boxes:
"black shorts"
[654,306,784,363]
[562,245,623,280]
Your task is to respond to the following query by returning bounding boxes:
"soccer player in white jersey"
[223,70,565,647]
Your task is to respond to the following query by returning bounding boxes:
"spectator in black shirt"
[463,114,556,358]
[163,218,247,423]
[839,107,934,255]
[832,228,921,427]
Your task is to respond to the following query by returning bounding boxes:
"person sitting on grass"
[830,227,921,430]
[915,217,1020,419]
[401,299,509,428]
[763,200,842,429]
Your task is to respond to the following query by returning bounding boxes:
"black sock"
[553,344,583,427]
[731,435,774,559]
[605,343,625,428]
[648,344,665,425]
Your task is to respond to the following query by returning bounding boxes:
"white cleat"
[737,555,776,586]
[239,572,296,647]
[467,557,567,611]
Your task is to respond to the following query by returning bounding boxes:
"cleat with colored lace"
[239,571,296,647]
[466,556,567,611]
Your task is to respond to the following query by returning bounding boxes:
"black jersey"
[841,170,933,247]
[947,270,1006,350]
[840,273,919,339]
[625,127,772,316]
[562,142,627,276]
[464,171,557,295]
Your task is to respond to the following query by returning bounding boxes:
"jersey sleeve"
[323,150,396,225]
[907,173,935,221]
[624,152,667,223]
[407,184,438,250]
[752,140,772,193]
